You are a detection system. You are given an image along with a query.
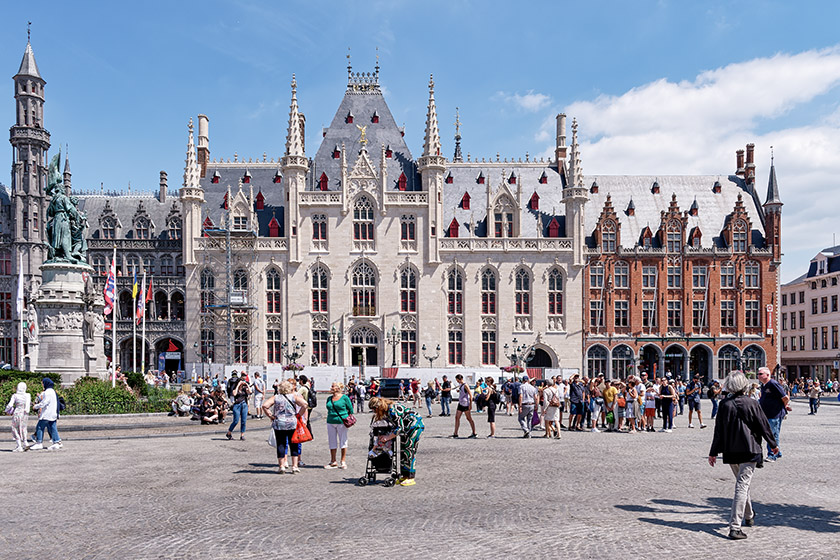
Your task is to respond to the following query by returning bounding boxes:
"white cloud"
[495,90,552,113]
[546,47,840,281]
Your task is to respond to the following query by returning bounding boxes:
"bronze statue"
[44,150,88,265]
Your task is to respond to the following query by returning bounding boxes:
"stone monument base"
[34,262,105,385]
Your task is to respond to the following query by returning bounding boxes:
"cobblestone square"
[2,400,838,559]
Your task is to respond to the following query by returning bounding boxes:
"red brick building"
[582,144,782,381]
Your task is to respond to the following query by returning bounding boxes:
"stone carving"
[26,307,38,342]
[42,311,84,332]
[84,310,103,341]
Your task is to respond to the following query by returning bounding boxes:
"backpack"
[57,395,66,414]
[307,387,317,409]
[226,377,238,398]
[707,387,716,399]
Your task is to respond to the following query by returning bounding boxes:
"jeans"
[809,398,819,414]
[440,395,451,416]
[356,397,365,413]
[35,419,60,443]
[229,401,248,434]
[425,397,433,416]
[677,396,685,415]
[766,417,782,458]
[729,462,756,530]
[661,402,673,429]
[518,404,535,434]
[711,399,719,418]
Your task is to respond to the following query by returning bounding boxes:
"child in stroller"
[358,417,401,486]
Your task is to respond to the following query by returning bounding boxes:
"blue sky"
[3,0,840,281]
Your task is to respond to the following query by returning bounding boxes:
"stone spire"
[183,118,199,188]
[422,74,441,158]
[567,118,584,187]
[17,38,41,78]
[764,148,782,206]
[453,107,463,163]
[285,74,304,158]
[63,145,72,192]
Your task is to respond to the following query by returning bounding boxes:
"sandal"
[340,461,347,469]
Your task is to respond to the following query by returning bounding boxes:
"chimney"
[555,113,567,161]
[197,114,210,178]
[745,143,756,187]
[298,113,306,155]
[735,149,745,177]
[159,171,167,203]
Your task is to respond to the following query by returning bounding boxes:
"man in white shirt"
[252,373,266,419]
[31,377,62,450]
[518,375,538,438]
[554,376,568,429]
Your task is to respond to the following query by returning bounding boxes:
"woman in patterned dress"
[6,382,31,451]
[368,397,424,486]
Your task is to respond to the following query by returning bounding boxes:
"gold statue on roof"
[356,124,368,146]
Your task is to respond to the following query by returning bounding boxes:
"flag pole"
[111,246,118,387]
[141,270,147,376]
[17,249,25,371]
[132,262,137,375]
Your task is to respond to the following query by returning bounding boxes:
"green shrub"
[123,370,150,396]
[0,371,62,411]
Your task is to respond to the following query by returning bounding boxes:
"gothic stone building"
[3,41,781,379]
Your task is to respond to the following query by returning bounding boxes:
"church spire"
[16,32,41,79]
[764,147,782,206]
[453,107,463,163]
[422,74,441,158]
[183,118,199,188]
[63,145,72,191]
[284,74,304,158]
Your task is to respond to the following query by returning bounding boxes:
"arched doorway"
[718,345,740,378]
[640,344,661,377]
[586,345,608,378]
[155,338,184,377]
[350,327,378,366]
[526,347,553,368]
[663,344,686,379]
[689,345,711,383]
[611,344,634,379]
[742,345,765,374]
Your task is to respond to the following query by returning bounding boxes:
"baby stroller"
[358,417,401,487]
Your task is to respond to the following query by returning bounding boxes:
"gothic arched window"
[352,262,376,316]
[266,269,282,314]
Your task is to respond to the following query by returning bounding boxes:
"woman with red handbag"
[262,381,308,474]
[325,382,355,470]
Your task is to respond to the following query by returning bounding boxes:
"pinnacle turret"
[16,40,41,79]
[764,151,782,206]
[567,118,584,187]
[453,107,463,163]
[422,74,441,158]
[183,118,199,188]
[285,74,305,158]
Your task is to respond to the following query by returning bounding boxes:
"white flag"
[16,253,24,315]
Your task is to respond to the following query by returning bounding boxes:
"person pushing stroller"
[368,397,424,486]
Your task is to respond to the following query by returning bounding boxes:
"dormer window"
[371,111,379,124]
[529,192,540,210]
[211,170,221,184]
[346,111,354,124]
[641,227,653,248]
[652,181,660,194]
[232,214,248,231]
[548,217,560,238]
[333,145,340,159]
[273,170,282,184]
[243,170,251,184]
[268,216,280,238]
[591,181,599,194]
[385,145,393,158]
[203,217,214,230]
[601,220,616,252]
[690,199,698,216]
[539,171,548,185]
[318,172,329,191]
[508,172,516,185]
[448,218,460,238]
[102,218,116,239]
[135,218,150,239]
[627,200,635,216]
[666,220,682,252]
[397,172,407,191]
[690,227,702,248]
[445,172,453,184]
[477,172,485,184]
[168,218,182,240]
[713,181,722,194]
[732,220,747,252]
[255,190,265,211]
[460,192,470,210]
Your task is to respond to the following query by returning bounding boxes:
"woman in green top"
[325,382,354,469]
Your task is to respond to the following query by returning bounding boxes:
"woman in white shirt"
[541,379,561,439]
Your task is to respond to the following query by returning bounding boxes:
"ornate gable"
[657,194,687,248]
[595,194,620,250]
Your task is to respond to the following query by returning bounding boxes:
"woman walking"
[262,381,308,474]
[423,381,436,418]
[708,370,778,539]
[485,379,500,438]
[659,379,676,432]
[5,382,31,452]
[226,374,251,440]
[452,374,477,438]
[368,397,424,486]
[324,382,354,470]
[541,378,561,438]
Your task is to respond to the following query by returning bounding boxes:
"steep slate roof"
[16,42,41,78]
[442,162,566,237]
[198,163,285,237]
[584,175,766,249]
[78,193,180,240]
[310,85,416,192]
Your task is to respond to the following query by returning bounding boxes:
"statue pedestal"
[34,262,104,385]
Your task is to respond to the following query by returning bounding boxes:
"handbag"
[267,428,277,448]
[291,415,313,444]
[331,395,356,428]
[531,408,541,426]
[617,396,627,408]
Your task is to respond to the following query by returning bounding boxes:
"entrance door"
[663,346,686,379]
[689,346,710,383]
[641,345,661,376]
[365,346,378,366]
[351,347,365,367]
[526,348,552,368]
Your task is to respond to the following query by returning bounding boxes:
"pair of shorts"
[644,408,655,418]
[570,402,584,416]
[457,404,470,413]
[486,404,496,423]
[688,400,701,412]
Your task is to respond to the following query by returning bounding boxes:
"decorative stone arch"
[639,343,663,377]
[688,343,714,382]
[742,344,765,373]
[586,344,610,378]
[717,344,741,379]
[348,323,381,367]
[345,256,380,284]
[527,343,557,368]
[611,344,635,379]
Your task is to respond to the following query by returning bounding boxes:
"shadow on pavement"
[617,497,840,534]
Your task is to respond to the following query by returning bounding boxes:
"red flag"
[167,339,178,352]
[145,276,154,302]
[382,367,399,379]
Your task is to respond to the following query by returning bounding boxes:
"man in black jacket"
[708,370,779,540]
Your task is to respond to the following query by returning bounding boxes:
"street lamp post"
[422,343,440,368]
[503,338,535,369]
[386,325,400,367]
[329,326,342,366]
[281,336,306,366]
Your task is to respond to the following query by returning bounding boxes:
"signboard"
[165,352,181,360]
[766,304,774,335]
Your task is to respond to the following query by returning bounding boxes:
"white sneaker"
[12,446,24,453]
[48,442,63,450]
[324,463,339,469]
[665,429,673,433]
[29,443,44,450]
[591,427,600,433]
[688,423,695,429]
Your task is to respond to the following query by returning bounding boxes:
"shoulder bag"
[331,395,357,428]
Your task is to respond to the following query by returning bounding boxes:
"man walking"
[568,374,585,431]
[757,366,789,461]
[518,375,538,438]
[252,372,265,419]
[439,375,451,416]
[685,374,707,429]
